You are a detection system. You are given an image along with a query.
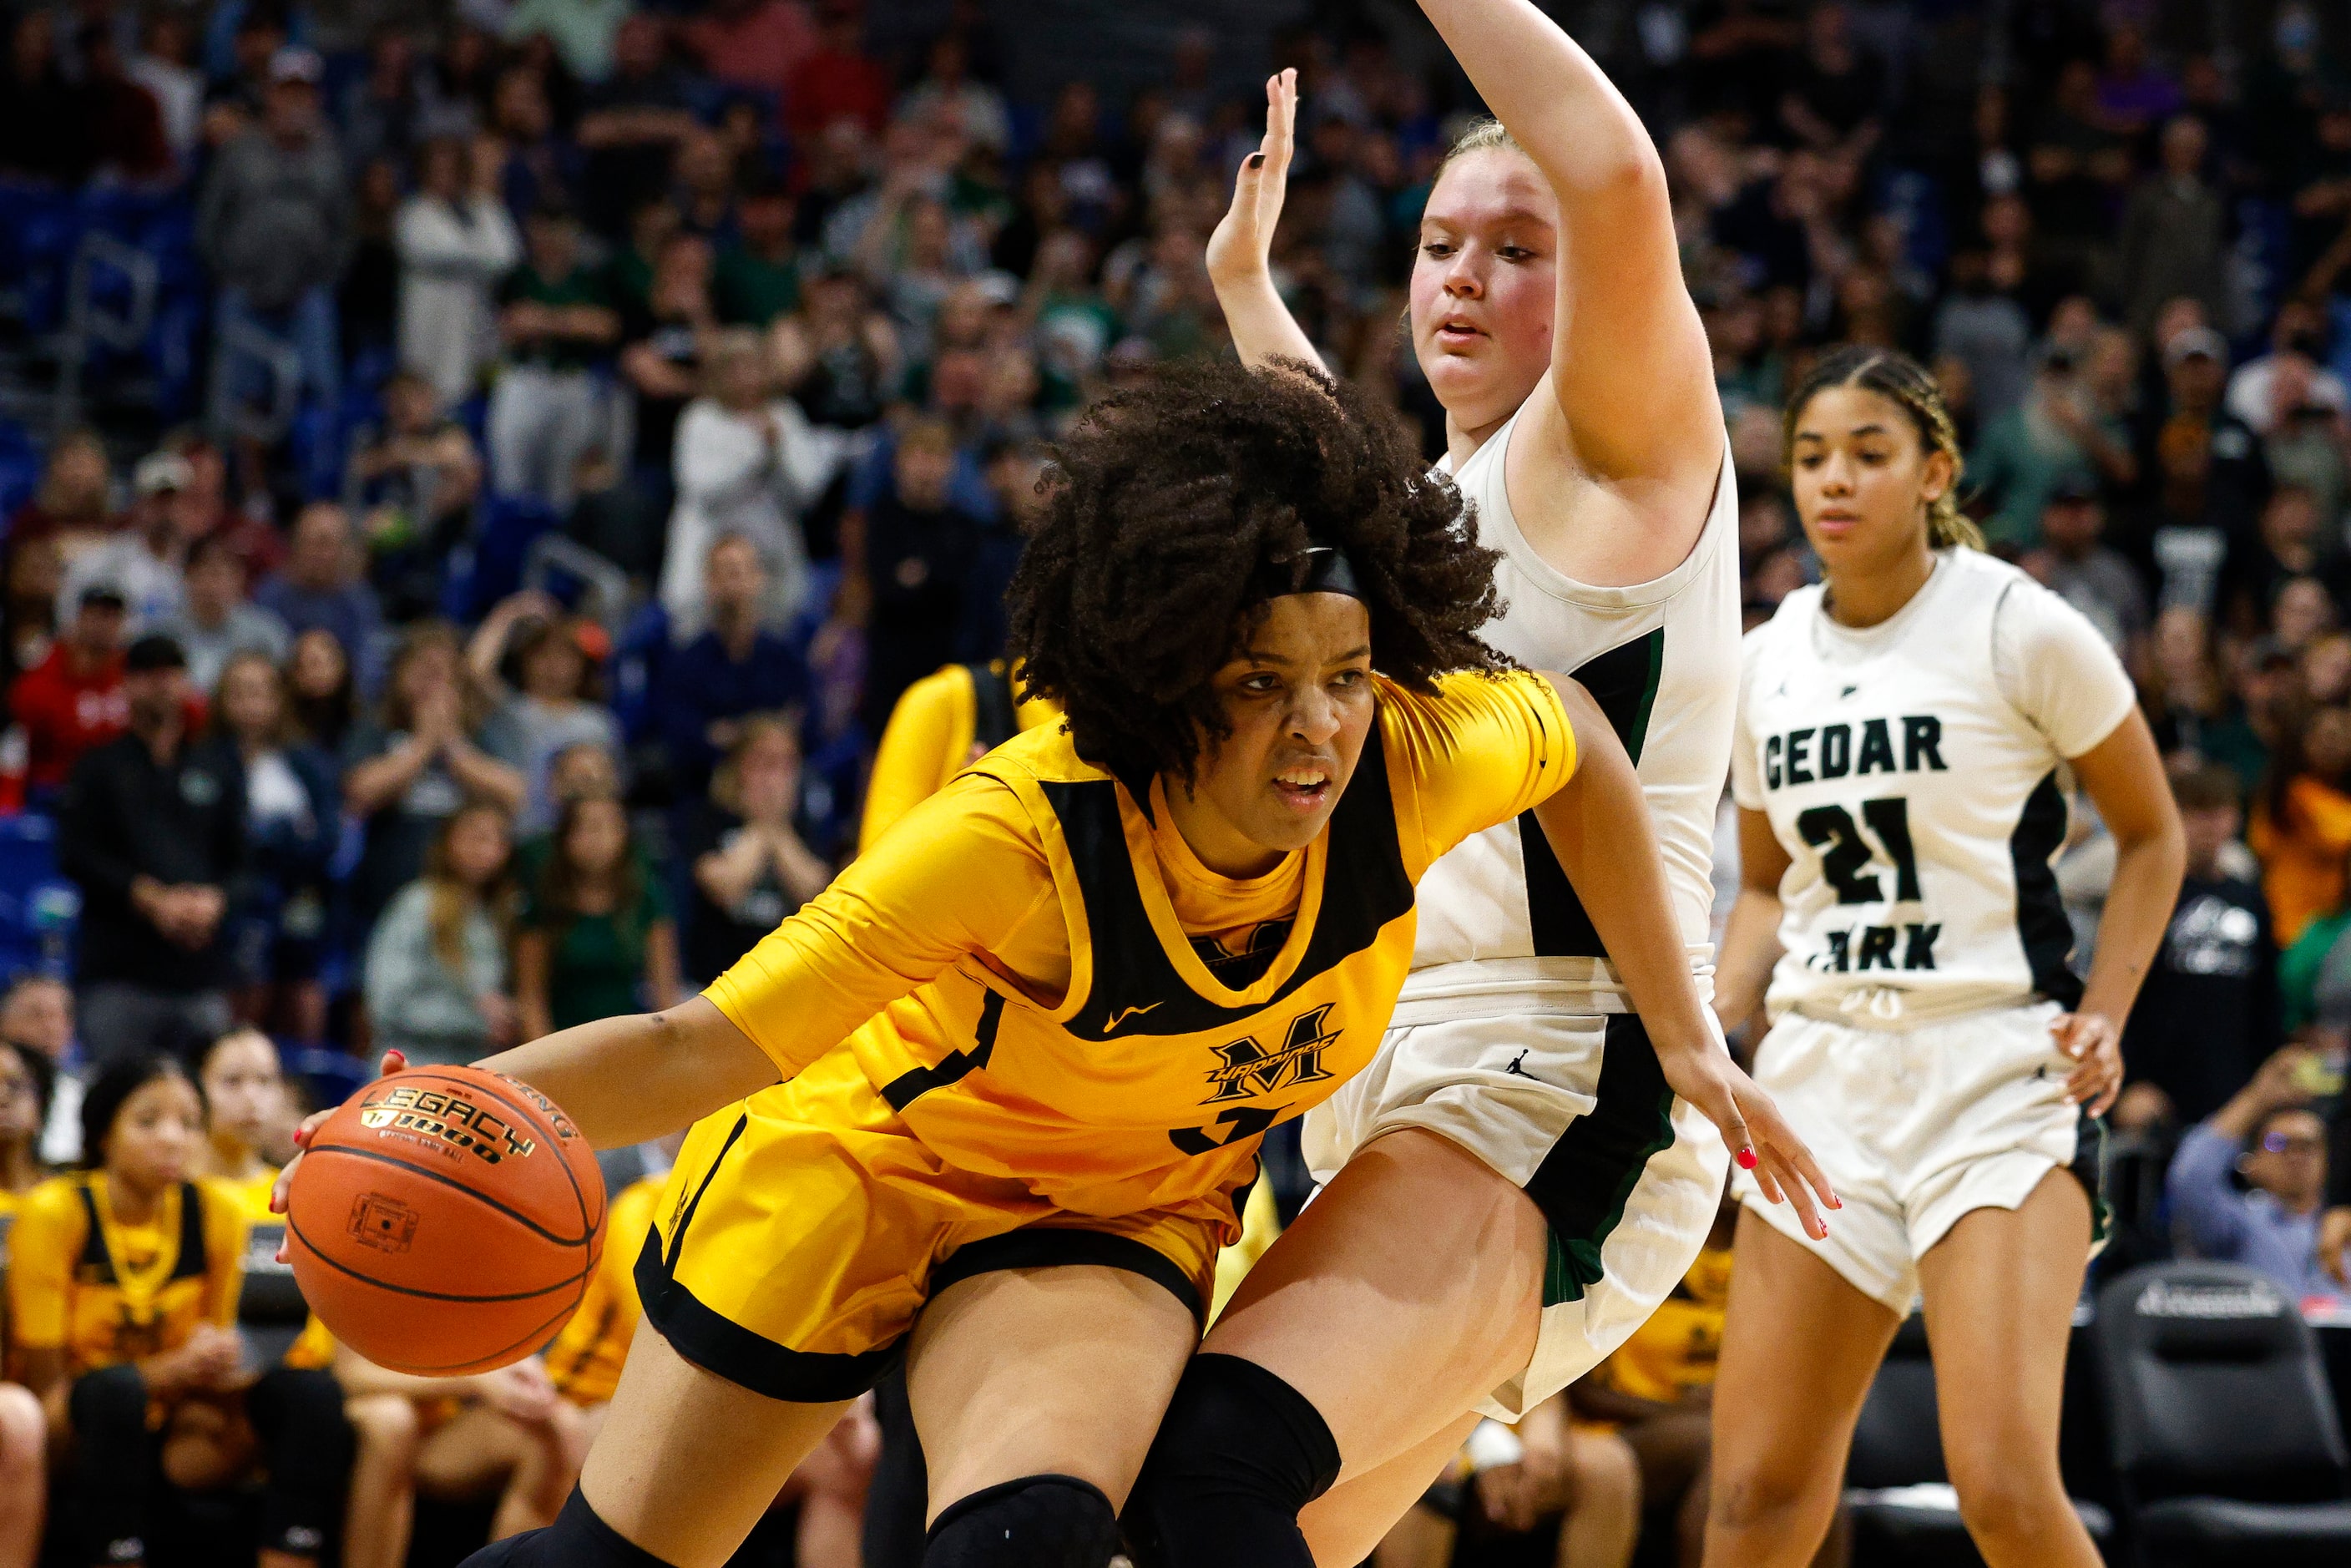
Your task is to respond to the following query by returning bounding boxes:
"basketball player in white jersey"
[1124,5,1830,1563]
[1705,346,2184,1568]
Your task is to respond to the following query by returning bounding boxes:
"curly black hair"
[1006,357,1509,786]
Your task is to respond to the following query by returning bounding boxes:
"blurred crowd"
[0,0,2348,1564]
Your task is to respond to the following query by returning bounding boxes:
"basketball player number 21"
[1795,797,1922,905]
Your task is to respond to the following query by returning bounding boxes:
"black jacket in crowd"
[56,731,247,994]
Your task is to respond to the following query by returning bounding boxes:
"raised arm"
[1419,0,1720,488]
[1204,69,1322,372]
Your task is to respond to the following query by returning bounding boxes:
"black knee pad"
[67,1363,147,1437]
[923,1475,1121,1568]
[459,1488,678,1568]
[1122,1353,1342,1568]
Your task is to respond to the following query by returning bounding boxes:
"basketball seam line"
[286,1208,595,1303]
[456,1070,603,1237]
[298,1141,594,1247]
[395,1276,590,1376]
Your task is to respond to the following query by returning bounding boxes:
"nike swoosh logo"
[1105,1002,1164,1030]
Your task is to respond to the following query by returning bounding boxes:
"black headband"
[1246,542,1367,605]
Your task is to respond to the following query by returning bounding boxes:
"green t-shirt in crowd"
[522,861,674,1033]
[498,264,616,372]
[715,245,802,327]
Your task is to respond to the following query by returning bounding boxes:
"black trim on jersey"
[2069,1110,2110,1245]
[661,1114,748,1276]
[1524,1016,1677,1308]
[1519,630,1665,958]
[1040,723,1413,1041]
[76,1180,208,1285]
[929,1229,1203,1323]
[882,991,1005,1110]
[2009,770,2082,1008]
[635,1226,906,1403]
[966,662,1019,752]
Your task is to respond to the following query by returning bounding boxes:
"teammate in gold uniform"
[858,660,1059,852]
[0,1038,53,1568]
[280,359,1821,1568]
[18,1054,350,1568]
[190,1029,286,1222]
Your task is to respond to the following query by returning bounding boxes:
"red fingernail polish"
[1737,1147,1758,1170]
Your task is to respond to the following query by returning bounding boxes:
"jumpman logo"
[1504,1050,1531,1078]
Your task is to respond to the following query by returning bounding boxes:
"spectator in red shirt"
[8,585,129,803]
[684,0,817,102]
[785,2,890,141]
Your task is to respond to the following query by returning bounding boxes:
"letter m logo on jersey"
[1201,1004,1341,1104]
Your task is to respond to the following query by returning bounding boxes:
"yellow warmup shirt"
[545,1176,664,1406]
[1589,1243,1732,1405]
[650,671,1575,1400]
[213,1166,281,1225]
[0,1186,23,1369]
[10,1175,246,1378]
[859,661,1061,852]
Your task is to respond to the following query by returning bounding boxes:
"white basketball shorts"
[1730,999,2106,1315]
[1302,1006,1729,1420]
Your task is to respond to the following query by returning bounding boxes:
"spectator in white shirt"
[2226,297,2351,436]
[397,134,522,409]
[159,535,291,696]
[658,328,837,638]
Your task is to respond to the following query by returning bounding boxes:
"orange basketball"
[285,1066,606,1375]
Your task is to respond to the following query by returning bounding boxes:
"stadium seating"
[0,814,78,980]
[1843,1313,2113,1566]
[236,1215,308,1371]
[2094,1262,2351,1565]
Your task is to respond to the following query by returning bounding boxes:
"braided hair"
[1783,346,1984,552]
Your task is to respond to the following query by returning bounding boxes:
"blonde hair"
[1438,116,1525,171]
[1783,346,1984,552]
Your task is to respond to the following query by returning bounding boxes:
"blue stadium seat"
[0,815,79,979]
[609,599,673,746]
[442,493,564,623]
[281,1044,372,1115]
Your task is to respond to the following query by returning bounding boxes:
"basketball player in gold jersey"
[278,360,1831,1568]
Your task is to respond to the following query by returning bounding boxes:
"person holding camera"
[2170,1044,2343,1305]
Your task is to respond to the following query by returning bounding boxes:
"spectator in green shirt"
[516,793,681,1038]
[715,177,802,328]
[486,202,622,509]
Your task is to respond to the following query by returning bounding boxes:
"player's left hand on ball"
[270,1050,409,1247]
[1660,1041,1838,1241]
[2050,1011,2121,1116]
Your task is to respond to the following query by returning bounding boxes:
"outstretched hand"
[270,1050,408,1258]
[1655,1037,1838,1242]
[1206,68,1298,290]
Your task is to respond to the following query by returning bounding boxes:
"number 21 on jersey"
[1796,796,1941,975]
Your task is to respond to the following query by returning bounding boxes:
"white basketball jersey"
[1734,549,2099,1028]
[1400,407,1742,1018]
